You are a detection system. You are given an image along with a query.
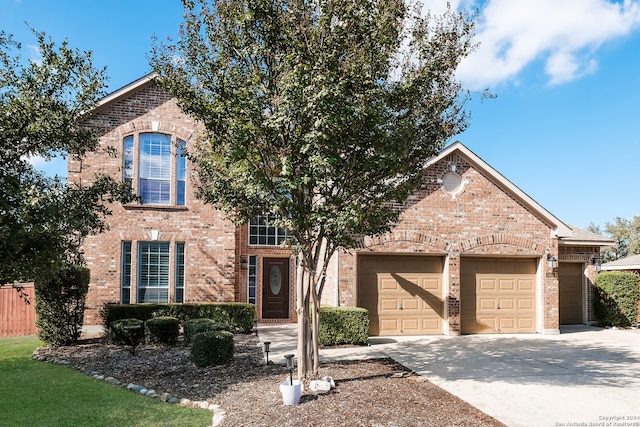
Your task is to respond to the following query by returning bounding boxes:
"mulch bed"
[34,332,504,426]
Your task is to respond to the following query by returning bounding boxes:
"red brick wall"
[331,152,562,334]
[75,82,237,325]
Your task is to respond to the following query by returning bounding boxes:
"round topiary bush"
[183,318,233,346]
[145,316,180,345]
[190,330,234,366]
[109,318,144,346]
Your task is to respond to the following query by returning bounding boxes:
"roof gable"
[92,73,158,114]
[428,142,612,246]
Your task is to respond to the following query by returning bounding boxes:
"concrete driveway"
[259,324,640,427]
[369,326,640,427]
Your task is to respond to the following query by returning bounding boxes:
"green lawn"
[0,336,212,427]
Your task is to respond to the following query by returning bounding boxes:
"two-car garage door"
[358,254,539,336]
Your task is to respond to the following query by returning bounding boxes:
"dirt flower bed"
[35,332,504,427]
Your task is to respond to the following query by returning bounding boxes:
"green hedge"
[191,330,234,366]
[35,264,90,346]
[183,318,233,346]
[103,303,255,333]
[318,306,370,346]
[594,271,640,327]
[145,316,180,345]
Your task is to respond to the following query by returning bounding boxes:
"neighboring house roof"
[561,224,615,246]
[429,142,613,246]
[601,254,640,271]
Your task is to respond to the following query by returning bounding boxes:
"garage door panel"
[518,299,534,310]
[518,279,534,291]
[461,258,537,334]
[380,298,398,311]
[358,255,444,336]
[380,278,399,291]
[499,298,514,310]
[480,279,497,291]
[423,318,440,330]
[380,319,398,335]
[479,298,495,309]
[498,279,515,291]
[422,278,440,290]
[518,318,535,329]
[499,318,515,330]
[401,298,419,311]
[401,318,420,332]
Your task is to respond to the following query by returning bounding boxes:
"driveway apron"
[370,326,640,427]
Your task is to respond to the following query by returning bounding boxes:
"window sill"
[123,204,189,212]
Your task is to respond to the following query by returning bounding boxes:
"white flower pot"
[279,380,303,405]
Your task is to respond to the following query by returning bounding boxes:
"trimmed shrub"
[318,306,370,346]
[103,303,255,333]
[35,264,90,346]
[145,316,180,345]
[183,318,233,346]
[594,271,640,327]
[109,318,144,348]
[191,330,234,366]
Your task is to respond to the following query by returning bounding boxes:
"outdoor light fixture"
[284,354,295,385]
[547,254,558,269]
[263,341,271,364]
[240,257,248,269]
[591,255,602,272]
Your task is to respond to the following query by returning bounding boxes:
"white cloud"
[24,155,47,167]
[455,0,640,89]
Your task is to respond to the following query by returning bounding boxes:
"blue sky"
[3,0,640,229]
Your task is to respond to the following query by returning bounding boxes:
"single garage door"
[358,255,444,336]
[461,258,537,334]
[559,262,584,324]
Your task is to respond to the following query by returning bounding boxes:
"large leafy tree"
[0,30,136,285]
[588,216,640,262]
[153,0,476,379]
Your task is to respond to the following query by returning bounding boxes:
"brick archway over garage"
[356,230,453,253]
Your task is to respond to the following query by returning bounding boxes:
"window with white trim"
[138,242,170,303]
[120,241,186,304]
[122,132,187,206]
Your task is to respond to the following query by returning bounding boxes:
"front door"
[262,258,290,319]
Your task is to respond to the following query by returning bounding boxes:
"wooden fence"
[0,284,37,337]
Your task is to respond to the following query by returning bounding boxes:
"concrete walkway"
[258,323,640,427]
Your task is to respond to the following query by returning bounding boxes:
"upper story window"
[123,132,187,206]
[249,215,289,246]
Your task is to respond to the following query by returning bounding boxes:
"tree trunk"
[296,253,309,380]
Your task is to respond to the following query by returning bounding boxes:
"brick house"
[73,74,613,335]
